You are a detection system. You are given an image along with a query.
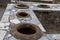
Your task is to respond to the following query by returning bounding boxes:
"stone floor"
[0,7,6,21]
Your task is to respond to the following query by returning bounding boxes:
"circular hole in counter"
[37,4,50,8]
[15,4,29,9]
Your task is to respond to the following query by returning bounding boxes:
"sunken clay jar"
[16,12,30,18]
[10,23,43,40]
[38,4,50,8]
[15,4,29,9]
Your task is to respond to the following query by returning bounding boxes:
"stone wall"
[54,0,60,3]
[20,0,42,2]
[20,0,53,3]
[0,0,10,7]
